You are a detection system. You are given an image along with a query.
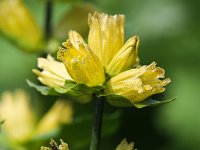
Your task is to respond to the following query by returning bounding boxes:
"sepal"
[102,93,176,108]
[27,80,102,104]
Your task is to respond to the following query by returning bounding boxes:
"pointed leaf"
[27,79,93,103]
[134,97,176,108]
[105,93,176,108]
[27,80,63,95]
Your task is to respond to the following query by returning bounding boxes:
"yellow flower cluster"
[34,12,170,104]
[0,89,73,144]
[41,138,135,150]
[41,139,69,150]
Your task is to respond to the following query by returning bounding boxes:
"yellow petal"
[66,30,85,49]
[106,36,139,76]
[0,89,35,143]
[88,12,124,67]
[116,139,135,150]
[59,139,70,150]
[57,39,105,87]
[41,139,70,150]
[0,0,43,51]
[33,55,71,88]
[105,62,171,103]
[34,100,73,136]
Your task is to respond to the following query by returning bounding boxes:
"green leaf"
[105,93,176,108]
[105,94,133,107]
[26,79,61,96]
[134,96,176,108]
[64,90,92,104]
[26,79,93,103]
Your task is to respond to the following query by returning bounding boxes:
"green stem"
[45,0,53,40]
[40,0,53,57]
[90,95,105,150]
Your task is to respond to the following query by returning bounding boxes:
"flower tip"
[134,35,140,44]
[57,47,66,62]
[128,36,140,49]
[163,78,171,85]
[32,69,39,75]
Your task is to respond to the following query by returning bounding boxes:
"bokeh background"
[0,0,200,149]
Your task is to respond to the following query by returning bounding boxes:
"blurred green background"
[0,0,200,149]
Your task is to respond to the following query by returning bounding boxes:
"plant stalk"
[45,0,53,40]
[90,95,105,150]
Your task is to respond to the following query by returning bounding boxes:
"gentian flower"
[0,89,73,148]
[31,12,172,108]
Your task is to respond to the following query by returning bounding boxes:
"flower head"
[0,0,43,51]
[41,139,70,150]
[32,12,172,108]
[116,139,135,150]
[0,89,73,146]
[105,62,171,103]
[0,89,34,142]
[88,12,125,67]
[57,31,105,87]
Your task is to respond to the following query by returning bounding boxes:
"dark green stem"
[45,0,53,40]
[90,95,105,150]
[41,0,53,57]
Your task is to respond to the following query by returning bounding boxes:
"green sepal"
[104,93,176,108]
[104,94,133,107]
[27,80,101,104]
[133,96,176,108]
[27,80,66,96]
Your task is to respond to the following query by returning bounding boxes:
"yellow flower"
[57,31,105,87]
[33,12,171,107]
[41,139,70,150]
[34,100,73,135]
[0,89,73,145]
[33,55,72,88]
[88,12,124,67]
[105,62,171,103]
[56,12,138,87]
[116,139,135,150]
[0,0,43,52]
[0,89,34,143]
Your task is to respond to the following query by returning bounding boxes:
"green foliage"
[27,79,101,103]
[102,93,175,108]
[27,79,175,108]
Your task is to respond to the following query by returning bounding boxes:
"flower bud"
[88,12,125,67]
[0,0,43,52]
[57,35,105,87]
[106,36,139,76]
[0,89,34,142]
[116,139,135,150]
[105,62,171,103]
[34,100,73,135]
